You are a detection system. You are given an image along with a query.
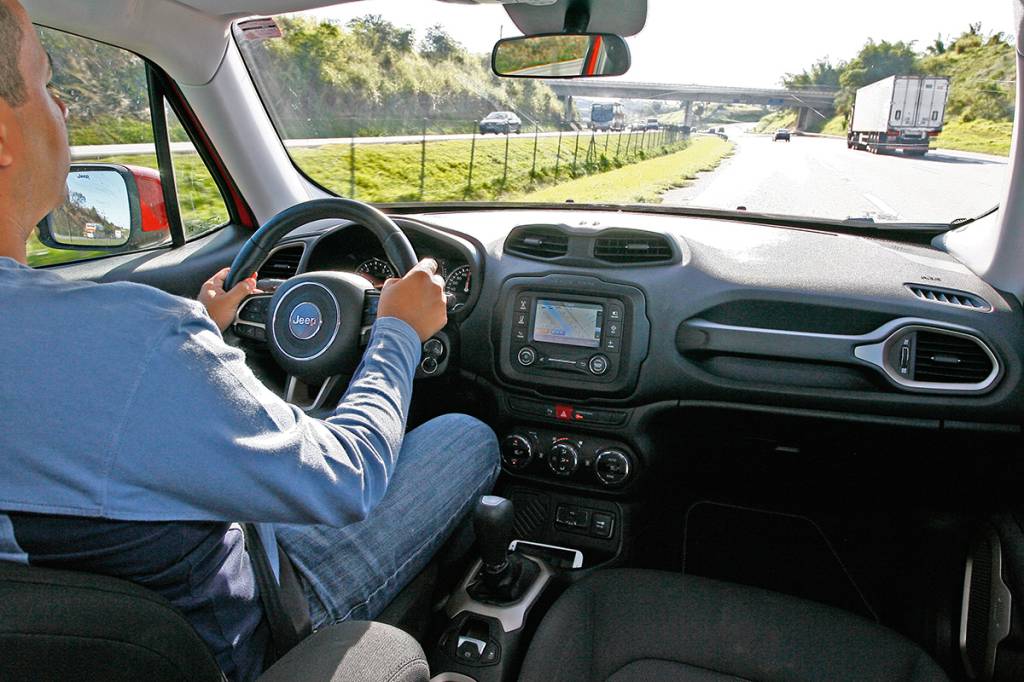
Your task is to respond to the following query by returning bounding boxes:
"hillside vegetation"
[759,25,1015,154]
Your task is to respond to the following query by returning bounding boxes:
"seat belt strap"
[242,523,312,662]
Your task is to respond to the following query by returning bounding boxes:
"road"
[663,126,1007,224]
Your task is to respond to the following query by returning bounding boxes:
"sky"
[302,0,1016,88]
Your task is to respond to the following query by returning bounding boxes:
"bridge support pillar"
[559,95,575,127]
[681,101,693,127]
[795,106,814,131]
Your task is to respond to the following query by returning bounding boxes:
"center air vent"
[913,330,995,385]
[594,230,673,264]
[258,245,304,280]
[505,226,569,259]
[907,284,991,311]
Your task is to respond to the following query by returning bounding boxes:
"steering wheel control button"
[548,441,580,476]
[423,338,445,359]
[589,354,610,375]
[500,434,534,470]
[517,346,537,367]
[594,449,632,486]
[287,302,323,340]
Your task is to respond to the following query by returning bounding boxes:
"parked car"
[645,117,660,130]
[774,128,791,141]
[479,111,521,134]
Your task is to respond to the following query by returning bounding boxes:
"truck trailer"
[847,75,949,156]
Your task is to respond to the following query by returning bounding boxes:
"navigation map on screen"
[532,299,603,348]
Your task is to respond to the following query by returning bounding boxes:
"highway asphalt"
[662,125,1008,224]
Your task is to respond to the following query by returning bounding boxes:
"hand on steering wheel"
[378,258,447,342]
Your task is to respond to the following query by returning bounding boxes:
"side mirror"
[492,33,630,79]
[37,163,171,252]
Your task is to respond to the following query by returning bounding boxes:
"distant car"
[645,117,660,131]
[774,128,791,142]
[718,127,725,133]
[479,111,521,134]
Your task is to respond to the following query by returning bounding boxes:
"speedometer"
[444,265,472,310]
[355,257,397,286]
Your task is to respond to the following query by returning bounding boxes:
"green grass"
[752,110,798,134]
[515,136,733,203]
[934,118,1012,156]
[291,129,690,202]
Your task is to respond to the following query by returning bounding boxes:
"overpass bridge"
[545,81,838,129]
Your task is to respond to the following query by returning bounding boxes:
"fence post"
[640,127,646,155]
[571,130,580,176]
[419,118,427,200]
[615,130,622,158]
[466,122,477,195]
[502,126,511,185]
[348,137,356,198]
[604,132,610,155]
[531,124,539,180]
[555,129,563,179]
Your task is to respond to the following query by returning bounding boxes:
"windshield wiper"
[949,204,999,229]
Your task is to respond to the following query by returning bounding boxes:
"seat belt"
[242,523,312,662]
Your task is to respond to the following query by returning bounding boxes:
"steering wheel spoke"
[284,374,344,412]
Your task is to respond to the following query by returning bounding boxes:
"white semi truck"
[847,75,950,156]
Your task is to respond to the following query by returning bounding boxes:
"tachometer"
[355,257,397,286]
[444,265,472,310]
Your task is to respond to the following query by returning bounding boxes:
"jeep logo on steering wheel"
[288,302,323,340]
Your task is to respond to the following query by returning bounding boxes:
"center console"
[496,275,650,396]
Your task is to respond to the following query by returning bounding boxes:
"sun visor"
[497,0,647,37]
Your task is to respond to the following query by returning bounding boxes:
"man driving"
[0,2,499,680]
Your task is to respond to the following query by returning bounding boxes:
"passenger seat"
[520,569,949,682]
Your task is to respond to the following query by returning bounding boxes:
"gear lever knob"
[474,495,514,572]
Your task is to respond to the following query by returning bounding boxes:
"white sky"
[304,0,1015,88]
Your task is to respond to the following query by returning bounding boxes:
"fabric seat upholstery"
[0,561,428,682]
[520,569,950,682]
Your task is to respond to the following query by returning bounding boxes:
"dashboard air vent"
[907,285,990,311]
[594,231,673,264]
[258,245,304,280]
[913,330,994,384]
[505,227,569,259]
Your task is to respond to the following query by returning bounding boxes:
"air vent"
[907,284,990,311]
[258,245,304,280]
[913,330,994,384]
[594,230,673,264]
[505,227,569,259]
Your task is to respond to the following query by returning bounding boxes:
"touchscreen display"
[532,299,603,348]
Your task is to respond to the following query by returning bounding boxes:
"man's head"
[0,0,70,263]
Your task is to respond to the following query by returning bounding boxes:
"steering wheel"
[226,198,418,387]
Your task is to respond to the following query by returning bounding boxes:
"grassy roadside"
[516,136,733,203]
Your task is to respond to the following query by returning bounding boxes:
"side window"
[27,27,229,268]
[165,103,229,239]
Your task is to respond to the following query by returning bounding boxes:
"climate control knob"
[547,440,580,477]
[500,434,534,471]
[594,449,632,486]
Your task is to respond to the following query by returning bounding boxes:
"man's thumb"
[225,277,255,303]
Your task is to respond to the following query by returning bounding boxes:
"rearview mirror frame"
[491,32,630,79]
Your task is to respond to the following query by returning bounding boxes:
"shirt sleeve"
[106,305,423,526]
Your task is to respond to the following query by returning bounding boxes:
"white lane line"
[863,193,901,220]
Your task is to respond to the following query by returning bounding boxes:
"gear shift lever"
[474,495,514,577]
[469,495,540,604]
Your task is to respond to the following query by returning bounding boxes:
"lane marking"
[863,193,901,220]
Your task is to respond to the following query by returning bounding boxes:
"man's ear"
[0,120,13,168]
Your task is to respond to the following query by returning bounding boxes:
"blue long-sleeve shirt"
[0,256,422,679]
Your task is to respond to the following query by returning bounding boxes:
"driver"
[0,3,498,680]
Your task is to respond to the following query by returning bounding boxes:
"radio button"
[517,346,537,367]
[513,328,527,342]
[604,337,620,353]
[607,321,621,337]
[589,354,610,375]
[514,311,528,326]
[516,296,530,312]
[607,306,623,321]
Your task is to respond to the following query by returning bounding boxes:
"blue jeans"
[276,413,499,627]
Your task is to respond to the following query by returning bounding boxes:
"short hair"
[0,2,26,106]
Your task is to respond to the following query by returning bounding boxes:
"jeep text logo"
[287,302,323,340]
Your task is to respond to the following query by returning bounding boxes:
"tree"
[347,15,414,54]
[836,40,919,113]
[420,25,463,62]
[783,58,841,90]
[927,35,946,55]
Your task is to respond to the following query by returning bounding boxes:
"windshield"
[237,0,1013,224]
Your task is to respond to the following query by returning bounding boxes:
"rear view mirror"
[37,164,171,252]
[492,33,630,79]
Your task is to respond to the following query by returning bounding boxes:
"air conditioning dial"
[500,434,534,471]
[594,449,632,486]
[548,440,580,476]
